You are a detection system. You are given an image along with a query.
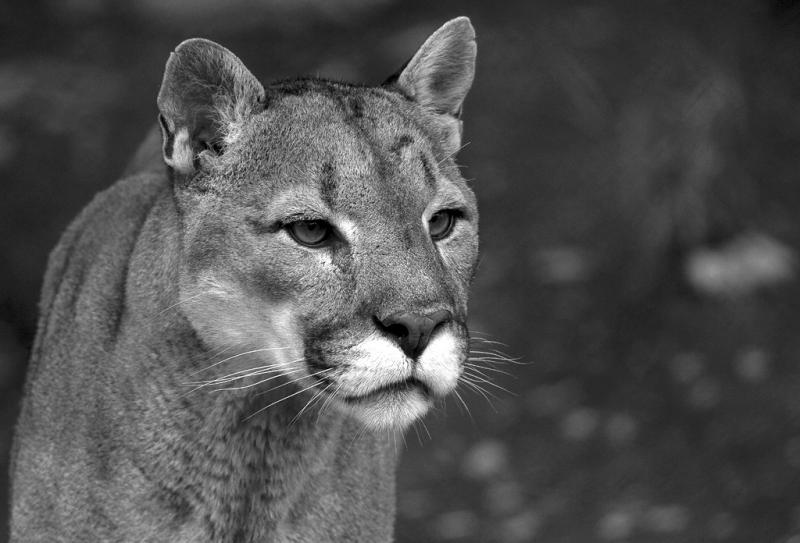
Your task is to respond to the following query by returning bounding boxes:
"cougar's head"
[157,18,478,430]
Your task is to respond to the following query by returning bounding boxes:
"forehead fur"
[209,78,473,216]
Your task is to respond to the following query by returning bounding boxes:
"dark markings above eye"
[420,153,436,188]
[319,161,337,209]
[348,96,364,119]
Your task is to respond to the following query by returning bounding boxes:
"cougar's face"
[178,87,479,430]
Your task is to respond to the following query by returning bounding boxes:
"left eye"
[286,220,332,247]
[428,210,457,241]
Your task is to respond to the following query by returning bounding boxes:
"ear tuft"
[157,38,264,176]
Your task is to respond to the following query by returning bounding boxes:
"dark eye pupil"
[289,220,330,246]
[429,211,454,240]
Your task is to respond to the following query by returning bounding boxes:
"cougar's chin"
[339,382,434,430]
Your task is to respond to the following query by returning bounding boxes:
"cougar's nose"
[377,309,452,359]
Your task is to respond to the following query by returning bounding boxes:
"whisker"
[188,346,295,376]
[437,140,471,165]
[464,361,515,378]
[212,367,308,392]
[316,377,344,424]
[248,366,332,396]
[244,376,331,421]
[187,364,286,385]
[459,378,499,411]
[345,416,370,453]
[154,291,208,317]
[411,423,423,447]
[468,354,528,366]
[182,356,310,394]
[468,335,509,347]
[468,349,521,361]
[290,381,332,427]
[184,364,289,389]
[184,344,238,368]
[181,367,291,396]
[463,364,506,383]
[452,389,474,422]
[462,369,516,396]
[460,374,498,395]
[391,427,402,454]
[419,418,431,441]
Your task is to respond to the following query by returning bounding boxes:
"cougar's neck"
[125,182,399,539]
[146,344,399,540]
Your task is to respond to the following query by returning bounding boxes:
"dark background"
[3,0,800,541]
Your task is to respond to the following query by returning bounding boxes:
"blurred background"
[3,0,800,541]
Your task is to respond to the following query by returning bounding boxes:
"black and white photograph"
[2,1,800,541]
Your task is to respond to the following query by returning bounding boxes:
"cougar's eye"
[428,210,457,241]
[286,220,332,247]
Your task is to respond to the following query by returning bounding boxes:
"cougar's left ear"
[388,17,476,153]
[157,38,265,176]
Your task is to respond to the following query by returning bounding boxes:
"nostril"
[377,309,453,359]
[384,322,409,339]
[376,313,420,358]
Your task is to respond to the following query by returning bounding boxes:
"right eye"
[286,220,333,248]
[428,210,458,241]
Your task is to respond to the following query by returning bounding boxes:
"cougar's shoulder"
[36,170,167,347]
[9,164,176,535]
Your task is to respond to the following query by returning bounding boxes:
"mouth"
[311,373,433,402]
[339,377,432,404]
[310,372,434,430]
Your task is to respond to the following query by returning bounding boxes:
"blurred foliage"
[3,1,800,541]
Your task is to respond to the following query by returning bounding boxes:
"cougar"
[10,17,478,542]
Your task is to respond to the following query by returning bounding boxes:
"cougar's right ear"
[387,17,476,154]
[157,38,265,176]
